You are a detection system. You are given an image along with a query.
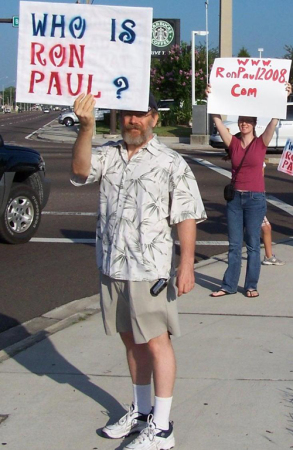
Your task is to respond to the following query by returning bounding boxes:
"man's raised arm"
[71,93,96,180]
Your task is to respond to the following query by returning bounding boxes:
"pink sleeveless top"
[228,135,267,192]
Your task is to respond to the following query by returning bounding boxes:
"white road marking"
[32,155,291,244]
[31,238,96,244]
[26,118,57,139]
[42,211,97,216]
[175,240,229,246]
[182,155,232,179]
[266,194,293,216]
[30,237,228,245]
[26,130,37,139]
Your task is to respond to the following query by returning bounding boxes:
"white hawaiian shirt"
[71,135,207,281]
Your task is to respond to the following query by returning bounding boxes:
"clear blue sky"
[1,0,292,88]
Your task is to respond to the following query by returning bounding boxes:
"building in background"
[219,0,232,57]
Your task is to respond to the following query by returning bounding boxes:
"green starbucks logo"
[152,21,174,48]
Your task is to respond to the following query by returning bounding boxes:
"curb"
[0,296,100,363]
[1,238,292,363]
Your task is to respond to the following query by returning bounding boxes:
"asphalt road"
[0,111,292,333]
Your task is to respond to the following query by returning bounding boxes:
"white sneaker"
[102,404,150,439]
[124,415,175,449]
[262,255,285,266]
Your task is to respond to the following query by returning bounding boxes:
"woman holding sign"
[206,82,291,298]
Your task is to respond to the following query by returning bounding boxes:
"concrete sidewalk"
[1,239,292,450]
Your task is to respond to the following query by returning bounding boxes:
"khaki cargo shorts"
[99,274,181,344]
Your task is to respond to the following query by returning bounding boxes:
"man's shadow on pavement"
[0,314,125,437]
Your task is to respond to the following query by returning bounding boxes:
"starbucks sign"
[151,19,180,58]
[152,21,174,47]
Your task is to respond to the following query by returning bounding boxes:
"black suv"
[0,135,50,244]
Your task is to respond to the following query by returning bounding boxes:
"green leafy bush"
[151,42,218,126]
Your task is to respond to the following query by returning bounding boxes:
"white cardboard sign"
[208,58,291,119]
[278,139,293,176]
[16,1,153,110]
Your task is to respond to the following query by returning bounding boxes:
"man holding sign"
[71,93,206,449]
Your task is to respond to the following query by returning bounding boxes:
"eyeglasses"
[238,118,255,124]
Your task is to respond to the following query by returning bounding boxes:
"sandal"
[245,289,259,298]
[210,289,235,298]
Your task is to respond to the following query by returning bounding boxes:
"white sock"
[133,384,152,415]
[153,396,173,431]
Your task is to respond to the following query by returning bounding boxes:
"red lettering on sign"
[29,71,45,92]
[67,73,83,96]
[86,74,101,97]
[49,45,66,67]
[28,70,102,98]
[30,43,85,69]
[47,72,62,95]
[216,67,225,78]
[231,84,257,98]
[237,67,246,77]
[31,43,46,66]
[231,84,240,96]
[237,59,249,66]
[282,160,289,168]
[68,45,85,68]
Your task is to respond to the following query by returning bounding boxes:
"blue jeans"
[221,191,266,293]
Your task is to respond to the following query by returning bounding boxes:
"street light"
[258,48,264,58]
[205,0,209,135]
[191,31,209,106]
[205,0,209,85]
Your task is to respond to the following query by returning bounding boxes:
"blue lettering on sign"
[286,140,293,151]
[31,14,86,39]
[110,19,136,44]
[31,13,48,36]
[110,19,116,42]
[69,16,86,39]
[120,20,136,44]
[113,77,129,98]
[51,14,65,38]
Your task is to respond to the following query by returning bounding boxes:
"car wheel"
[25,172,45,207]
[64,117,74,127]
[0,184,41,244]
